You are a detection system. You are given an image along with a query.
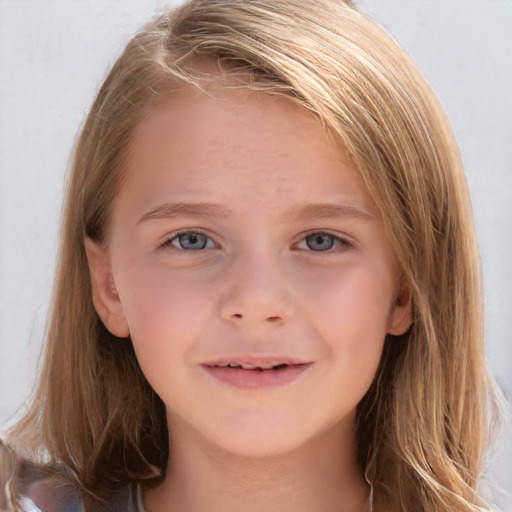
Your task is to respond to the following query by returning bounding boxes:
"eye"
[297,232,351,252]
[163,231,215,251]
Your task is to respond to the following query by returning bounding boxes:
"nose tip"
[221,299,293,326]
[218,258,294,326]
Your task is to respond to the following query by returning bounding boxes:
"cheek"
[115,263,217,393]
[303,263,393,373]
[115,261,214,345]
[304,262,394,332]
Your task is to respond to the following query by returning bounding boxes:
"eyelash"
[159,229,353,253]
[159,229,217,251]
[295,231,353,253]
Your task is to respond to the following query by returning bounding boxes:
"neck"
[144,416,370,512]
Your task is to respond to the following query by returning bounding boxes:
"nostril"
[229,313,281,322]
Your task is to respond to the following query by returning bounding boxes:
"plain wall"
[1,0,510,509]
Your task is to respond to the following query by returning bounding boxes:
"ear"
[84,238,130,338]
[387,281,412,336]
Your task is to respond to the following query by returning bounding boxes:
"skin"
[86,85,411,512]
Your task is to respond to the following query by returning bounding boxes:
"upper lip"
[203,356,311,370]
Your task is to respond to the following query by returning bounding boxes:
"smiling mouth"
[202,360,312,388]
[207,362,294,371]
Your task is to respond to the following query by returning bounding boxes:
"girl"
[2,0,501,510]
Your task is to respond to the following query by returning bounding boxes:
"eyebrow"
[292,203,374,222]
[137,202,234,224]
[137,201,373,224]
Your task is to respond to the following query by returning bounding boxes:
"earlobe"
[387,283,412,336]
[84,238,130,338]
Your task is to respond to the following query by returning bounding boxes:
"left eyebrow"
[137,202,234,224]
[291,203,374,222]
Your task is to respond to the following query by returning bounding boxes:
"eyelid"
[156,228,354,252]
[158,228,218,250]
[294,230,354,251]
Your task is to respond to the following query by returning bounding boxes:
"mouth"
[206,361,297,371]
[202,358,312,388]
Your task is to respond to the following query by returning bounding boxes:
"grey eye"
[174,232,210,250]
[305,233,337,251]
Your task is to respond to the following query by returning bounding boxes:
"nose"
[219,250,294,327]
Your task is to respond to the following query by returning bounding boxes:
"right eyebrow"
[137,202,234,224]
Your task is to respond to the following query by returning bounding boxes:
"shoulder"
[9,461,138,512]
[12,461,83,512]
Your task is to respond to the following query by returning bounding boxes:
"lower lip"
[202,364,312,389]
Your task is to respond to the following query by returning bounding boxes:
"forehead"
[117,84,379,224]
[135,82,329,150]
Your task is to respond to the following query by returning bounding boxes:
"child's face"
[87,85,411,458]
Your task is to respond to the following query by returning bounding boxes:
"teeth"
[216,361,289,370]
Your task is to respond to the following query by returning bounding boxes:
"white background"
[1,1,510,509]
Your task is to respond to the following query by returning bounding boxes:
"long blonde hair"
[9,1,499,510]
